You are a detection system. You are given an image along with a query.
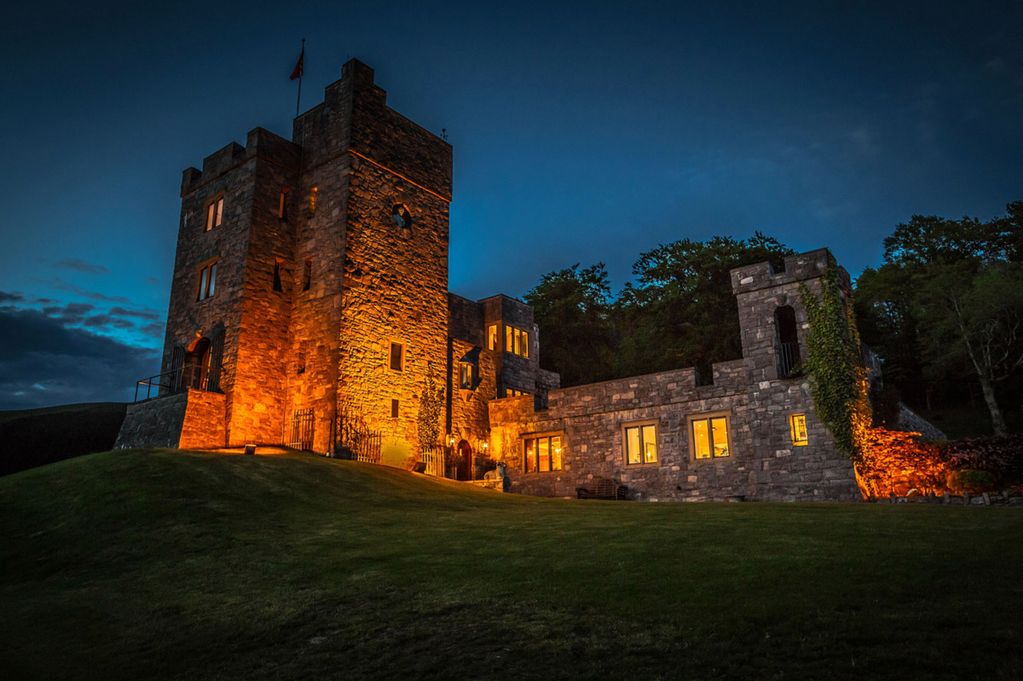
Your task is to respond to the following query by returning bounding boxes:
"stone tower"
[118,60,451,456]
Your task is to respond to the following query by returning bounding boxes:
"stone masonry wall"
[336,63,452,465]
[489,250,860,502]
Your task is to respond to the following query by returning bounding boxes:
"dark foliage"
[942,434,1023,488]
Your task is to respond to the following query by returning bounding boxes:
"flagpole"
[294,38,305,118]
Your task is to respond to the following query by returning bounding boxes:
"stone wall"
[335,62,452,464]
[488,250,860,502]
[115,390,226,450]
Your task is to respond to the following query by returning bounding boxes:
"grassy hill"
[1,450,1020,680]
[0,402,126,476]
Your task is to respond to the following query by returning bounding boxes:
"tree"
[525,263,615,386]
[916,261,1023,435]
[858,203,1023,435]
[416,365,444,454]
[614,233,793,378]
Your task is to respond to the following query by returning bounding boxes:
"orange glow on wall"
[854,427,948,498]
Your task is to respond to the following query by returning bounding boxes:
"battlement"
[180,128,299,196]
[730,248,848,295]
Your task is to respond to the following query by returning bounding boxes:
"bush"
[941,434,1023,488]
[946,468,997,494]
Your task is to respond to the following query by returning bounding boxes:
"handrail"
[132,365,217,402]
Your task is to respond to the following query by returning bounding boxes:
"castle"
[117,59,862,501]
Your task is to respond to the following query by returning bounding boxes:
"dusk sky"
[1,1,1021,409]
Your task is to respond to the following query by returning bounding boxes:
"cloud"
[0,291,25,303]
[109,306,161,321]
[140,322,165,339]
[0,307,160,410]
[42,302,95,324]
[53,279,130,304]
[54,258,110,275]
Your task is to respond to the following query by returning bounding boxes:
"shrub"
[941,434,1023,488]
[946,469,997,494]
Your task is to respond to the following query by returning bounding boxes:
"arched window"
[775,305,801,378]
[392,203,412,229]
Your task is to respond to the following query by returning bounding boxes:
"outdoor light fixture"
[445,434,455,447]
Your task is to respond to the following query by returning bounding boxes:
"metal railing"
[777,341,802,378]
[132,365,214,402]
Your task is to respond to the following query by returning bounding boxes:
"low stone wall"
[115,390,226,450]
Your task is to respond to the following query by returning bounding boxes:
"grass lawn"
[1,450,1020,680]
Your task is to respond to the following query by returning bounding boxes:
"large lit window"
[789,413,808,446]
[205,196,223,231]
[487,324,499,351]
[691,414,730,459]
[523,434,563,473]
[504,325,529,358]
[505,387,530,397]
[196,261,217,301]
[624,421,658,465]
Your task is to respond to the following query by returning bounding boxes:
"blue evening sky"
[1,1,1020,407]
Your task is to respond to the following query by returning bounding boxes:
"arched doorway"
[774,305,801,378]
[182,337,212,390]
[455,440,472,481]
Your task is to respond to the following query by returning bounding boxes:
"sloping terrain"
[0,402,126,476]
[1,450,1020,680]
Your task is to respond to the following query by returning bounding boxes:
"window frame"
[487,323,499,351]
[522,432,564,474]
[195,259,218,302]
[503,325,529,358]
[789,413,809,447]
[388,341,405,372]
[688,411,733,461]
[458,361,476,389]
[205,195,224,231]
[622,419,659,466]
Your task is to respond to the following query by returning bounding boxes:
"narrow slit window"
[302,259,312,291]
[278,189,289,221]
[308,186,318,215]
[389,342,404,372]
[390,399,399,418]
[272,261,283,292]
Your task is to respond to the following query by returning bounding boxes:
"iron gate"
[291,408,315,451]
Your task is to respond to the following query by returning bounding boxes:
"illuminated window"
[459,362,475,389]
[308,186,318,214]
[623,421,658,465]
[523,434,563,473]
[272,261,283,292]
[392,203,412,229]
[504,325,529,358]
[691,414,730,459]
[389,342,404,372]
[278,188,289,221]
[487,324,499,351]
[505,387,530,398]
[302,259,312,292]
[196,261,217,301]
[390,399,399,418]
[789,413,809,446]
[205,196,224,231]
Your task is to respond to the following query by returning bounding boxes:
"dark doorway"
[455,440,472,481]
[774,306,801,378]
[182,337,212,390]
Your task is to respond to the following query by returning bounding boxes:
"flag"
[290,46,304,81]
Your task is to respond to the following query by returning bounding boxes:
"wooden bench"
[576,477,629,500]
